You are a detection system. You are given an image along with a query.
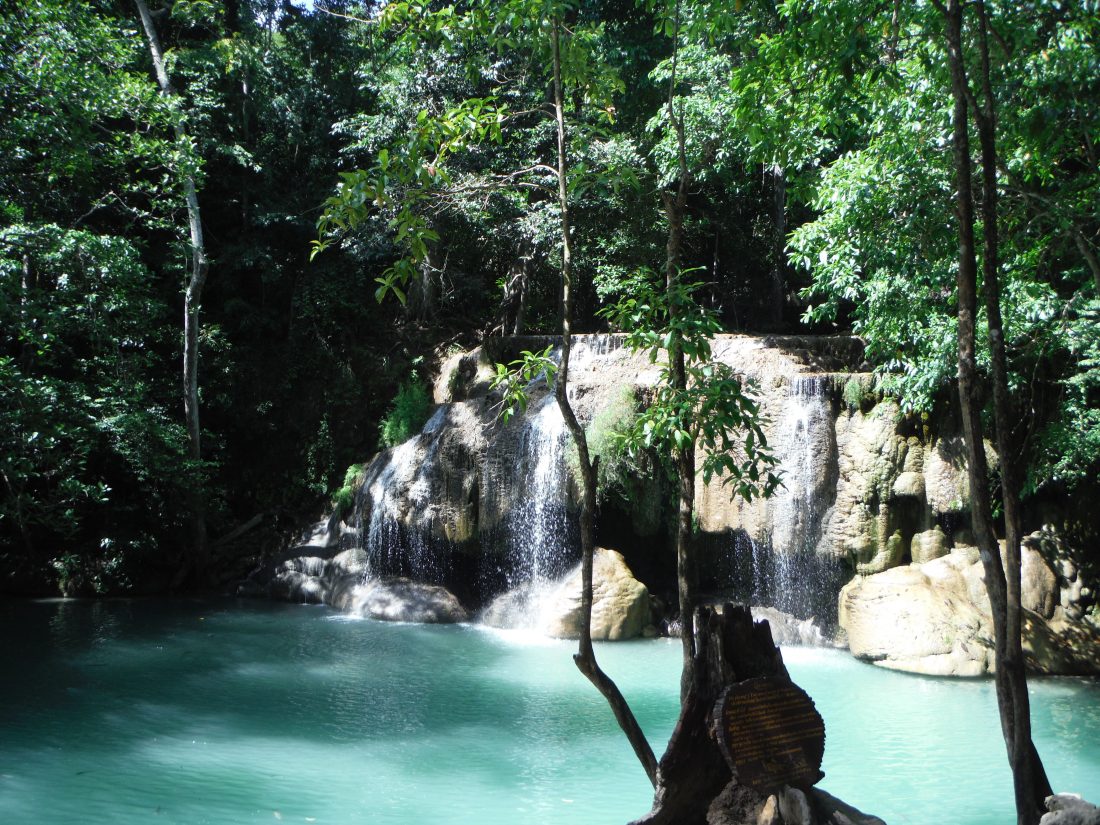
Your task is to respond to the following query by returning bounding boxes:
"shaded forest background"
[1,0,1097,595]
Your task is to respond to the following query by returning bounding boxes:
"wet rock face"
[811,407,973,577]
[261,335,1099,665]
[353,401,489,566]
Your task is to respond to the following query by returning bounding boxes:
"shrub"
[586,387,646,500]
[379,377,432,449]
[332,462,365,518]
[842,377,863,411]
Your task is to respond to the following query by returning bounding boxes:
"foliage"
[0,224,192,586]
[842,378,863,412]
[379,376,433,449]
[2,0,1096,595]
[489,347,558,425]
[332,463,366,518]
[776,0,1099,493]
[600,271,781,500]
[584,387,651,501]
[1030,298,1100,491]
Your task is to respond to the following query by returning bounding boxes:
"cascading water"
[768,375,833,615]
[479,391,578,631]
[358,406,453,584]
[724,375,844,631]
[507,394,573,584]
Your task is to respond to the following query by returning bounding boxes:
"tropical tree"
[0,0,200,591]
[762,2,1097,821]
[135,0,214,573]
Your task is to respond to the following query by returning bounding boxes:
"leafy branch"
[600,270,781,500]
[488,346,558,424]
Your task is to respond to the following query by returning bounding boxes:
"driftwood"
[632,604,790,825]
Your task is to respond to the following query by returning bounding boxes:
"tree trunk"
[501,240,531,335]
[941,3,1048,821]
[1073,230,1100,295]
[661,0,698,705]
[550,19,658,787]
[407,239,440,324]
[971,1,1051,815]
[631,605,787,825]
[770,163,787,327]
[136,0,210,574]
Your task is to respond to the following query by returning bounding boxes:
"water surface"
[1,598,1097,824]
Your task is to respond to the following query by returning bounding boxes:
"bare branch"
[315,2,379,26]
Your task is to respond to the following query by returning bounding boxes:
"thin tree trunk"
[972,1,1051,815]
[136,0,210,573]
[1072,231,1100,294]
[659,0,698,706]
[770,163,786,327]
[550,19,658,788]
[1,469,34,559]
[19,254,34,371]
[502,240,531,335]
[940,3,1046,822]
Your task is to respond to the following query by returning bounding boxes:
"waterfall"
[502,394,574,579]
[479,392,578,630]
[769,375,830,609]
[358,406,453,584]
[722,375,843,631]
[567,333,625,371]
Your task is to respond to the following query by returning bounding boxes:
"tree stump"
[630,604,794,825]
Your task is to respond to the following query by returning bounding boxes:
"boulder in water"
[480,547,653,640]
[839,555,995,677]
[748,606,843,648]
[246,547,468,624]
[840,546,1100,676]
[1041,794,1100,825]
[334,577,469,623]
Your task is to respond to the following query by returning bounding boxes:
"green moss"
[585,387,646,500]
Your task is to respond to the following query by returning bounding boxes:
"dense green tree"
[742,3,1097,821]
[0,0,195,591]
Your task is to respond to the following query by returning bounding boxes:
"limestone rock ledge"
[840,544,1100,676]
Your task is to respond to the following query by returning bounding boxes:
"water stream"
[719,376,846,627]
[360,406,453,584]
[3,598,1098,825]
[479,393,577,630]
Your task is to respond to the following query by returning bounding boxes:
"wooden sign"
[712,677,825,794]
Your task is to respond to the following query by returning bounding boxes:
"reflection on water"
[1,598,1097,825]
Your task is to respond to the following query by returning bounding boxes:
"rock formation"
[247,334,1097,675]
[840,534,1100,676]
